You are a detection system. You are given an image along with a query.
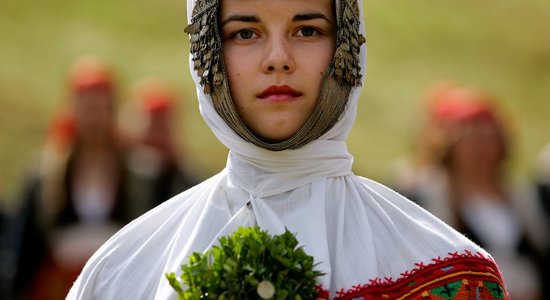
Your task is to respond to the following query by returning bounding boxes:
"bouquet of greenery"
[166,226,324,300]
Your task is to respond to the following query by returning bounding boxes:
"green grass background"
[1,0,549,204]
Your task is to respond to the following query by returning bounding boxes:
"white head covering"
[183,0,366,205]
[67,1,504,299]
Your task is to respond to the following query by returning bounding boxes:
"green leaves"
[166,226,323,300]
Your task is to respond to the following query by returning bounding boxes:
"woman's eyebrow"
[293,12,333,24]
[220,14,260,27]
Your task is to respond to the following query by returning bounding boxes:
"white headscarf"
[67,1,500,299]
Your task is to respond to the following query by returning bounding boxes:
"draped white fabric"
[67,1,487,299]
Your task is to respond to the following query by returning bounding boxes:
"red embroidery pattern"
[316,251,508,300]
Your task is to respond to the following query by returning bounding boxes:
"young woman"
[68,1,508,299]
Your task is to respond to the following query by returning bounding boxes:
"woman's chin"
[251,124,302,144]
[258,134,292,144]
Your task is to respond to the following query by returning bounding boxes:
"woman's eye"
[235,29,255,40]
[297,27,319,37]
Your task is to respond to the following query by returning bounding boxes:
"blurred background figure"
[535,142,550,225]
[2,55,151,300]
[393,82,549,300]
[124,77,200,206]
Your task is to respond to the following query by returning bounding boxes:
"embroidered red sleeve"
[316,251,509,300]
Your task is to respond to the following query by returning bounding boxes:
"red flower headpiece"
[429,86,496,124]
[68,55,113,93]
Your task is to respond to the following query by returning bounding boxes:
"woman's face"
[220,0,336,142]
[451,119,505,176]
[73,87,114,139]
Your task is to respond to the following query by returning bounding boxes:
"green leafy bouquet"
[166,226,324,300]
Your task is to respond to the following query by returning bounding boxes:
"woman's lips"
[258,85,302,102]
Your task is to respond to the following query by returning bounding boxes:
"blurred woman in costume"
[7,55,152,299]
[396,83,547,299]
[125,78,200,206]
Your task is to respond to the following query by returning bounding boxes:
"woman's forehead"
[220,0,335,19]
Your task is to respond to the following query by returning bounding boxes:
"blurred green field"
[1,0,549,203]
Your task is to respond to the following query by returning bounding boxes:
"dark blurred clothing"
[2,143,200,300]
[4,149,137,299]
[538,181,550,227]
[538,181,550,300]
[394,170,549,300]
[126,144,200,206]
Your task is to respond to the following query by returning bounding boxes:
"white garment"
[67,1,492,299]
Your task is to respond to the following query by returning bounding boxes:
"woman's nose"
[261,37,295,74]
